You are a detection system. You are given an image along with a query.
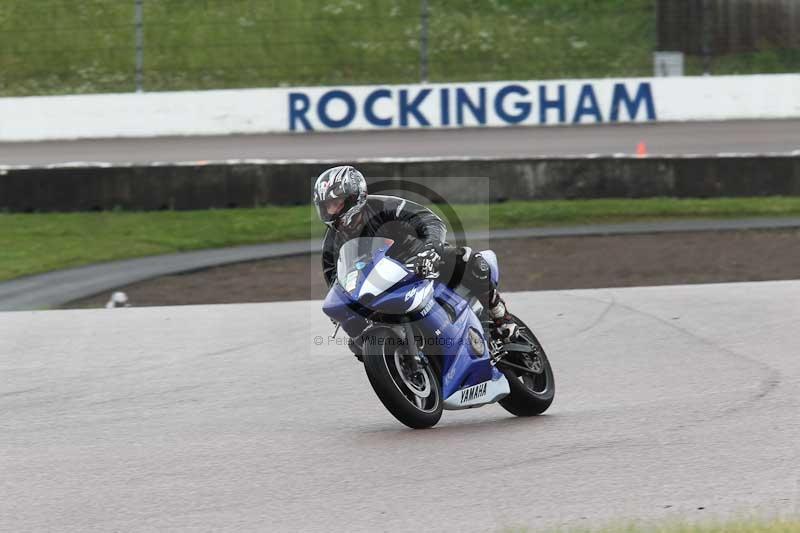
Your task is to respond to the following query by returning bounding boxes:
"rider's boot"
[483,290,518,342]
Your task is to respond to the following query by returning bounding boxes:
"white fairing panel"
[444,376,511,410]
[358,258,408,299]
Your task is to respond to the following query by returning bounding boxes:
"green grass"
[3,197,800,282]
[686,48,800,76]
[0,205,318,282]
[450,197,800,231]
[0,0,650,95]
[1,0,798,96]
[527,517,800,532]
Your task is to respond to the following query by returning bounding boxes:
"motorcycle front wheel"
[362,327,443,429]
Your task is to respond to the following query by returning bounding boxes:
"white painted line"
[1,152,798,171]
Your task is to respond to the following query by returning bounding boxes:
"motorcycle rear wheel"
[362,327,443,429]
[497,317,555,417]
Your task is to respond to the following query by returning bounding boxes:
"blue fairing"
[322,283,369,339]
[323,241,506,403]
[424,284,499,398]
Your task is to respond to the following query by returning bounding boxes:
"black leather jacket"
[321,194,447,288]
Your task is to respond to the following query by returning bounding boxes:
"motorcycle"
[322,237,555,429]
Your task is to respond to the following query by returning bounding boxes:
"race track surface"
[1,281,798,531]
[1,119,799,165]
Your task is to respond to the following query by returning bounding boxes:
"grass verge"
[2,0,798,96]
[3,197,800,282]
[533,517,800,532]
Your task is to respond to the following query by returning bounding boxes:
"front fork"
[396,322,430,372]
[339,320,430,371]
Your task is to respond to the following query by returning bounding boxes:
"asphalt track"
[1,120,799,165]
[1,281,798,532]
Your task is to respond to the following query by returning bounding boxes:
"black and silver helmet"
[313,166,367,231]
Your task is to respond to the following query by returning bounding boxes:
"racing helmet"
[313,166,367,231]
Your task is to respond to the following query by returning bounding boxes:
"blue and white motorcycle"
[323,237,555,429]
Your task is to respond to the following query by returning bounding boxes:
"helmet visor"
[316,197,347,223]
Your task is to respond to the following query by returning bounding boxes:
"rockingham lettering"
[495,84,531,124]
[288,81,657,131]
[610,82,656,122]
[539,84,566,124]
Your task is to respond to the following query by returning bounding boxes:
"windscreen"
[336,238,395,290]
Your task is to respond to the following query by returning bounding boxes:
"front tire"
[362,327,443,429]
[497,317,555,417]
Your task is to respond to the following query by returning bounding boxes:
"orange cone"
[636,141,648,157]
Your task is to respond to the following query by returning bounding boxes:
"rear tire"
[362,328,443,429]
[497,318,555,417]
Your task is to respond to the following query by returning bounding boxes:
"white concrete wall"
[1,74,798,141]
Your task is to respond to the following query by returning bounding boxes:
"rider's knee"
[463,249,496,295]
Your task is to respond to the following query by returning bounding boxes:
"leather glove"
[408,247,442,279]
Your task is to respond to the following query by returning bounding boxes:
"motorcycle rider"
[315,165,519,345]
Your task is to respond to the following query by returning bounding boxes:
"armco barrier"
[1,74,799,141]
[1,155,799,212]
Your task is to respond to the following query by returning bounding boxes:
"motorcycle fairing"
[443,375,511,410]
[323,239,510,410]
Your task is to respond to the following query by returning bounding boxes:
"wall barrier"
[1,74,799,141]
[1,155,798,212]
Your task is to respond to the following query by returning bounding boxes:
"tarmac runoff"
[3,216,800,311]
